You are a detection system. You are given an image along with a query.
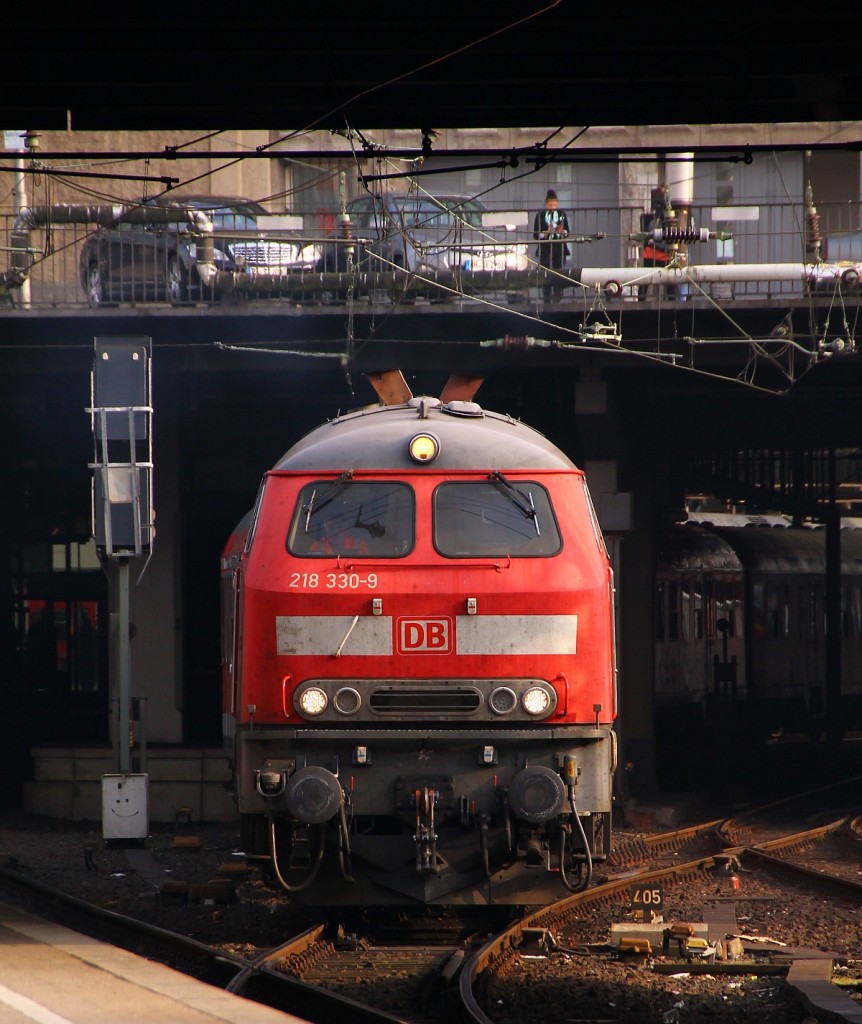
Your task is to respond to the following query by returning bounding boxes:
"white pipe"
[13,158,31,308]
[579,262,852,289]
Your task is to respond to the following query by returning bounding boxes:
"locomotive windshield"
[287,480,415,558]
[433,480,561,557]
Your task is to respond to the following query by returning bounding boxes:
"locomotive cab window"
[433,478,561,557]
[287,480,414,558]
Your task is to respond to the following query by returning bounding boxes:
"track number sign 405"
[630,884,663,911]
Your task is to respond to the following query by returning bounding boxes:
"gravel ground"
[0,812,312,949]
[485,853,862,1023]
[1,812,861,1022]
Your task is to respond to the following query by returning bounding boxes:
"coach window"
[287,481,415,558]
[693,583,704,640]
[704,580,715,639]
[656,581,666,641]
[679,582,692,641]
[752,583,765,640]
[799,584,820,641]
[433,479,561,557]
[843,584,862,637]
[667,582,679,641]
[763,583,790,639]
[715,582,739,638]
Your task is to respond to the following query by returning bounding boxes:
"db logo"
[398,617,452,654]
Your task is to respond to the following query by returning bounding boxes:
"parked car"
[318,193,529,277]
[79,194,320,307]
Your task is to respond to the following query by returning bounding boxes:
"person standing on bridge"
[533,189,570,302]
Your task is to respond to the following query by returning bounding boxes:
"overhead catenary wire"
[2,0,852,396]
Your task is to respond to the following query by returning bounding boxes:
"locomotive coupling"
[254,769,287,798]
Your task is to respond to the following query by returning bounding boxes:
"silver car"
[321,192,528,276]
[79,194,321,307]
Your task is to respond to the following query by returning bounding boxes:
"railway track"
[0,859,481,1023]
[458,798,862,1024]
[242,923,467,1024]
[3,783,862,1024]
[0,864,407,1022]
[609,777,862,875]
[716,775,862,847]
[607,817,725,872]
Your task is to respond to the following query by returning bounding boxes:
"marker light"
[522,686,552,716]
[408,433,440,464]
[489,686,517,715]
[298,686,328,716]
[333,687,361,715]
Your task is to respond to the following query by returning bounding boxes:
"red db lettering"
[398,618,451,654]
[426,621,447,648]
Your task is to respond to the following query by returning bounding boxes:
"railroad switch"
[520,927,559,955]
[715,936,745,960]
[335,925,365,951]
[618,937,652,957]
[680,937,714,961]
[662,923,693,955]
[712,854,741,875]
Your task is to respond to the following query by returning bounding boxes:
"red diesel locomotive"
[221,372,617,906]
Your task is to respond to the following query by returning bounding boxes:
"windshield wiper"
[489,471,541,535]
[302,471,353,533]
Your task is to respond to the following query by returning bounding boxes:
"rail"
[2,199,862,311]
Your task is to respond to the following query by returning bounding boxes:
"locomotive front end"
[222,394,617,906]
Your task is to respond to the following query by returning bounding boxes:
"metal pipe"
[194,257,855,296]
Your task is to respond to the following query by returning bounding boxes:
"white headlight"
[522,686,551,716]
[408,432,440,463]
[298,687,328,716]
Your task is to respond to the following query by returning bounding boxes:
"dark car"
[319,192,528,275]
[79,194,320,307]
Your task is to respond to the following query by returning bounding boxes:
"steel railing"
[1,200,860,311]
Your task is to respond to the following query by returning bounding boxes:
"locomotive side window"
[286,481,414,558]
[433,480,561,557]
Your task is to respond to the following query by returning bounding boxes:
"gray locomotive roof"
[712,526,862,576]
[657,525,744,573]
[271,399,579,472]
[658,523,862,575]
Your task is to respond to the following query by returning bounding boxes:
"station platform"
[0,900,307,1024]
